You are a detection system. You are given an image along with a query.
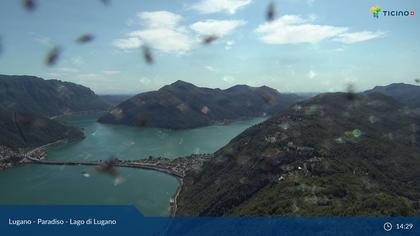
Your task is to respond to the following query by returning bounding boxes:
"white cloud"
[102,70,121,75]
[190,20,245,37]
[192,0,252,14]
[71,56,85,65]
[139,11,182,29]
[54,67,79,73]
[114,11,248,54]
[333,31,386,44]
[129,29,192,53]
[77,73,99,79]
[137,76,167,89]
[30,32,53,46]
[332,47,345,52]
[255,15,386,45]
[307,70,317,79]
[222,75,236,83]
[256,15,347,44]
[113,37,142,49]
[47,72,61,78]
[225,40,235,50]
[113,11,193,53]
[284,0,316,6]
[205,65,217,72]
[139,77,151,85]
[76,73,103,81]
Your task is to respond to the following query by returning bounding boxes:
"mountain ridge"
[176,92,420,216]
[98,80,302,129]
[0,74,109,117]
[0,74,104,150]
[365,83,420,109]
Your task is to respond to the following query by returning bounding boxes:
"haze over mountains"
[99,95,133,106]
[177,92,420,216]
[98,80,301,129]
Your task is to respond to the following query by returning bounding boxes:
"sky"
[0,0,419,94]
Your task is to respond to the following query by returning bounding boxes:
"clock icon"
[384,222,393,232]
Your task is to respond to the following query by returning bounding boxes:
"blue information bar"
[0,206,418,236]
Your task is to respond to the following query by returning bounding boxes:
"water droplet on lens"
[202,35,218,45]
[266,2,276,21]
[75,34,94,44]
[45,46,61,66]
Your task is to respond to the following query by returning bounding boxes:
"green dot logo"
[370,6,381,18]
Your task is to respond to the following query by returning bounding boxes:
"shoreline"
[99,116,268,131]
[2,146,205,217]
[2,109,215,217]
[1,109,102,170]
[25,157,184,216]
[50,110,107,120]
[24,139,68,161]
[0,135,84,171]
[170,177,184,216]
[24,154,212,217]
[0,140,66,171]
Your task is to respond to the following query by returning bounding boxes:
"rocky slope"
[0,74,109,117]
[177,92,420,216]
[98,80,301,129]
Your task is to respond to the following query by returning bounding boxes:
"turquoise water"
[0,115,265,216]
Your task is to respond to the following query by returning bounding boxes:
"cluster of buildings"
[0,146,24,170]
[0,143,49,170]
[131,154,213,177]
[167,154,213,177]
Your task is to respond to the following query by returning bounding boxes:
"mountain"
[0,108,84,150]
[365,83,420,108]
[98,81,301,129]
[0,74,109,117]
[176,92,420,216]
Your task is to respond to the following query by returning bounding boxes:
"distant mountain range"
[98,80,301,129]
[0,75,109,117]
[365,83,420,109]
[177,92,420,216]
[1,75,419,151]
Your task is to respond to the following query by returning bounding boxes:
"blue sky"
[0,0,419,94]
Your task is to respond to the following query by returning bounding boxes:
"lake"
[0,115,265,216]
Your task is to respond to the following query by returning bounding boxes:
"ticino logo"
[370,6,415,18]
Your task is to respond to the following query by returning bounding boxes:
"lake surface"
[0,114,265,216]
